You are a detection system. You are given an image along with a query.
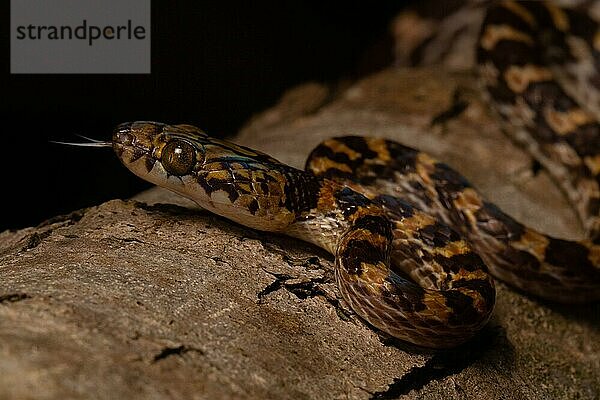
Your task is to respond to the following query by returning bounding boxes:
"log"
[1,67,598,399]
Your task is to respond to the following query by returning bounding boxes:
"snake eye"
[161,140,196,176]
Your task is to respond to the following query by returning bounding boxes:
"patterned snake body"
[110,115,597,349]
[112,122,496,348]
[67,1,600,348]
[478,0,600,241]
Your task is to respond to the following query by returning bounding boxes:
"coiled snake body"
[72,1,600,348]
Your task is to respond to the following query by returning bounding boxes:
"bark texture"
[1,67,598,399]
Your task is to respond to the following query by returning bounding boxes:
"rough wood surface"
[1,67,599,399]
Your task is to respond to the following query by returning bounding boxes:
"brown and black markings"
[478,0,600,241]
[110,121,501,348]
[305,138,495,347]
[107,115,599,347]
[107,8,600,346]
[307,133,600,303]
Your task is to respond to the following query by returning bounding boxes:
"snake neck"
[189,163,323,233]
[284,178,377,255]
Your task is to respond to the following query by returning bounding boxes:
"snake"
[60,1,600,349]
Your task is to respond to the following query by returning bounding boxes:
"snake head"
[113,121,299,231]
[112,121,208,192]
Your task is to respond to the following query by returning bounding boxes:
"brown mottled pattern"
[308,136,600,304]
[477,0,600,241]
[112,122,499,348]
[111,13,600,345]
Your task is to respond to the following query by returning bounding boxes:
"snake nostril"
[113,122,135,146]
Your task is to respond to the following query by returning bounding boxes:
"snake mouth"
[112,122,136,147]
[111,122,162,163]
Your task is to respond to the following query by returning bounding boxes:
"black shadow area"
[2,1,413,231]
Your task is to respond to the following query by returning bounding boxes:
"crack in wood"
[0,293,31,304]
[152,345,204,363]
[37,208,87,228]
[21,231,52,251]
[258,271,353,320]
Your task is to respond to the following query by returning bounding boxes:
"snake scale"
[64,1,600,348]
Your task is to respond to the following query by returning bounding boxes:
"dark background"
[3,1,414,231]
